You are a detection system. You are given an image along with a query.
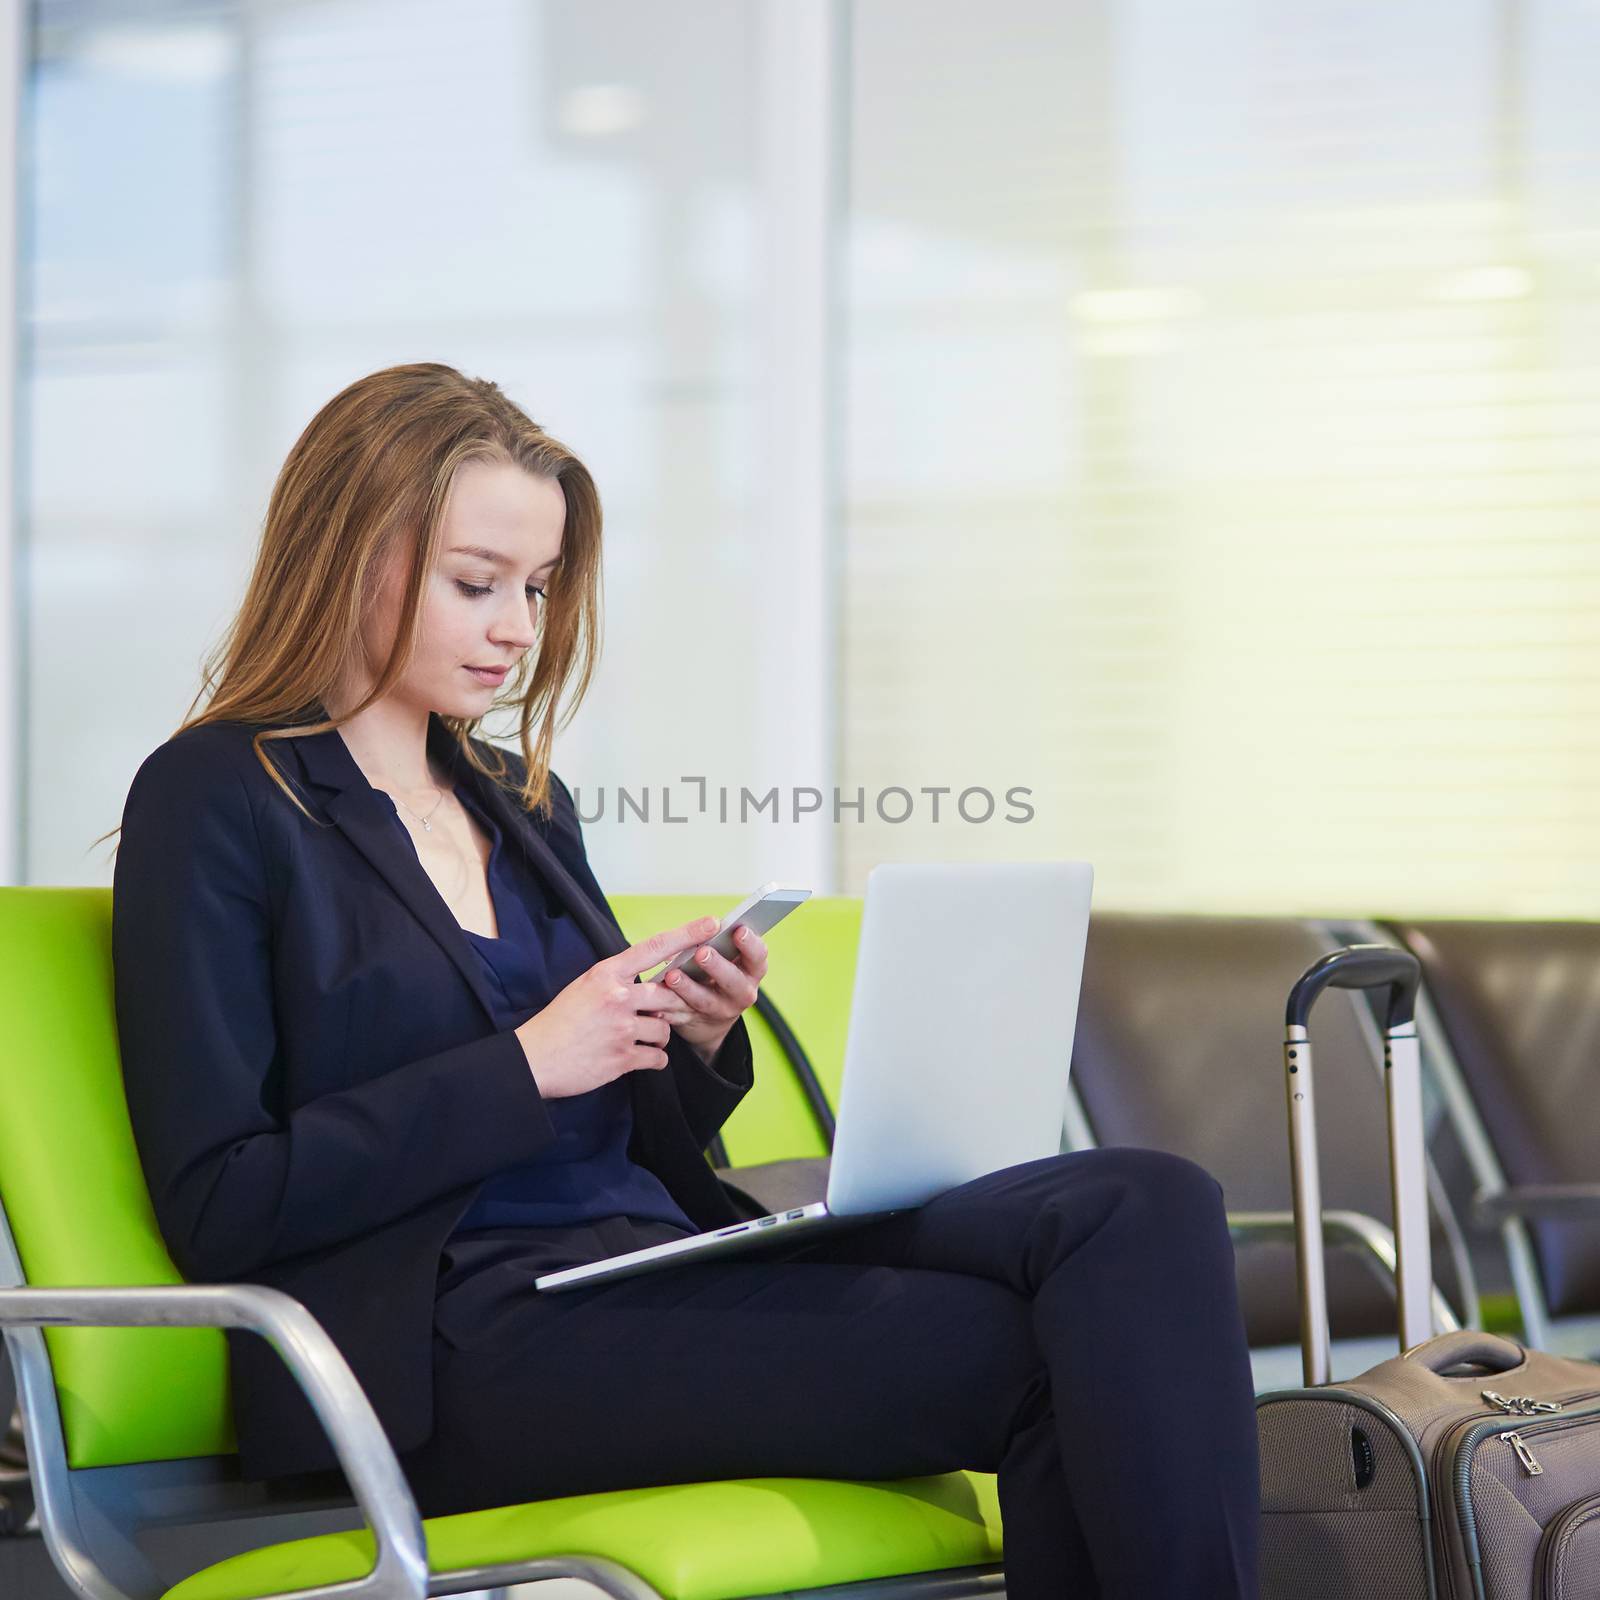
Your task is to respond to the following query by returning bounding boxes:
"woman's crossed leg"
[402,1145,1258,1600]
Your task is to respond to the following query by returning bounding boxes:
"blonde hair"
[95,361,602,849]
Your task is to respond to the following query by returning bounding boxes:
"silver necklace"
[392,784,447,833]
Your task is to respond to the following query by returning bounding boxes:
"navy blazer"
[111,707,758,1481]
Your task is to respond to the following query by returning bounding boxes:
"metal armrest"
[1474,1185,1600,1226]
[1228,1209,1460,1334]
[0,1285,426,1600]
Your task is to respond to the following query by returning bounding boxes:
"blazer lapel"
[286,717,505,1023]
[283,707,700,1176]
[284,709,628,1024]
[446,736,689,1147]
[458,752,629,963]
[410,722,687,1149]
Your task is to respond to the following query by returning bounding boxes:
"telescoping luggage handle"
[1284,944,1426,1388]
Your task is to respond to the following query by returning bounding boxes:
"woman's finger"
[663,966,724,1014]
[730,924,769,974]
[685,945,759,1010]
[633,980,672,1011]
[613,915,719,983]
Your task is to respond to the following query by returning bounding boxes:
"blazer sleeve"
[540,767,755,1149]
[113,732,560,1281]
[671,1013,753,1151]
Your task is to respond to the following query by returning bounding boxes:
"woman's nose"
[491,595,541,647]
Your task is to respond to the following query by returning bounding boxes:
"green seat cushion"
[164,1471,1003,1600]
[609,894,863,1166]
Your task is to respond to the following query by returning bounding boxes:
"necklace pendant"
[421,818,433,832]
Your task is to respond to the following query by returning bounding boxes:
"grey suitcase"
[1256,944,1600,1599]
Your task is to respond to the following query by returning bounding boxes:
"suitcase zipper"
[1482,1389,1564,1417]
[1492,1408,1600,1478]
[1429,1394,1600,1599]
[1532,1491,1600,1598]
[1442,1398,1600,1600]
[1432,1405,1538,1600]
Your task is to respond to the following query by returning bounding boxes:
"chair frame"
[0,1201,1003,1600]
[1359,918,1600,1358]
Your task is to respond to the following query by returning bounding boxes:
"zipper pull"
[1481,1390,1564,1416]
[1506,1432,1544,1476]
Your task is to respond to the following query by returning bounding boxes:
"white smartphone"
[650,882,812,985]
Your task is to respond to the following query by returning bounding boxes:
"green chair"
[0,887,1004,1600]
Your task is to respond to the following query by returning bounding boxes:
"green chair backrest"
[607,895,865,1165]
[0,887,234,1468]
[0,887,864,1471]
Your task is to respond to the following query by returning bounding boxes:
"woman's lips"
[465,665,508,685]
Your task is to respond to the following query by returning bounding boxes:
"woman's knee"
[1074,1145,1229,1237]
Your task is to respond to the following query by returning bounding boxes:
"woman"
[108,363,1260,1600]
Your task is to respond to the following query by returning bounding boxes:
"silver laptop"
[534,860,1094,1292]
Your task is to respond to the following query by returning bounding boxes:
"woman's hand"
[514,916,719,1098]
[645,924,769,1066]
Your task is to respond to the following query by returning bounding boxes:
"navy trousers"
[399,1147,1261,1600]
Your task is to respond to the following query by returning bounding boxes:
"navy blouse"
[382,782,697,1239]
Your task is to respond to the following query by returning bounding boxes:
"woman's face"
[363,458,566,720]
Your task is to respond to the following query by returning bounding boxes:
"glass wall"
[23,0,1600,917]
[25,0,805,894]
[839,0,1600,915]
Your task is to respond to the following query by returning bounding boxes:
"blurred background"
[3,0,1597,916]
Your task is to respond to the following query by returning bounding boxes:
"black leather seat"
[1390,920,1600,1338]
[1070,913,1469,1351]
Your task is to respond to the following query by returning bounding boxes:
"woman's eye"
[454,580,546,600]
